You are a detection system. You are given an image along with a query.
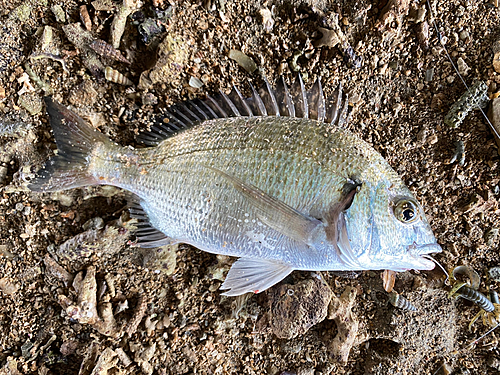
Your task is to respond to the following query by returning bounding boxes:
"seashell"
[79,5,92,31]
[90,40,130,64]
[105,66,133,86]
[188,76,203,89]
[389,292,417,311]
[451,265,481,290]
[381,269,396,293]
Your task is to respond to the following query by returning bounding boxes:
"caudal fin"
[29,97,112,192]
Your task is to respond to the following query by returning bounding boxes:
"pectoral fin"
[220,258,293,296]
[206,166,323,244]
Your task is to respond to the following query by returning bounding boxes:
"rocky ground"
[1,0,500,374]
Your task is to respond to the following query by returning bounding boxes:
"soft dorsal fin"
[137,75,351,146]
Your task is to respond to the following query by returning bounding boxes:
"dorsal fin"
[137,75,351,146]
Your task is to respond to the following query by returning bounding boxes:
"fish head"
[344,182,441,272]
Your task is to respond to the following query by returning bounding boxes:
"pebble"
[488,266,500,281]
[487,97,500,150]
[457,57,470,76]
[188,76,204,89]
[259,7,274,32]
[0,277,19,296]
[459,30,470,41]
[144,34,189,87]
[485,228,499,246]
[428,134,438,144]
[416,127,427,143]
[425,68,434,82]
[269,275,332,339]
[228,49,257,74]
[18,93,43,115]
[142,244,177,276]
[488,357,500,370]
[415,7,426,23]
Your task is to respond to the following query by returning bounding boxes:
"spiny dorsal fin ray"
[258,76,280,116]
[228,86,253,117]
[138,75,349,146]
[248,81,267,116]
[308,78,326,122]
[275,76,295,117]
[291,74,308,118]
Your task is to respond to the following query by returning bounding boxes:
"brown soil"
[1,0,500,374]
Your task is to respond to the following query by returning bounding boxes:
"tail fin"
[29,97,112,192]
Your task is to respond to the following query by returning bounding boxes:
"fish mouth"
[409,242,443,270]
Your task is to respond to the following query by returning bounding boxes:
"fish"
[29,75,442,296]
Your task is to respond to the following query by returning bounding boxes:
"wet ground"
[1,0,500,374]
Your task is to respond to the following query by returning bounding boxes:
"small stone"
[488,357,500,370]
[147,34,189,85]
[315,27,340,48]
[51,4,66,23]
[415,7,426,23]
[0,277,19,296]
[459,30,470,41]
[485,228,499,247]
[268,274,332,339]
[425,68,434,82]
[68,80,98,107]
[18,93,43,115]
[416,127,427,143]
[457,57,470,76]
[228,49,258,74]
[493,51,500,74]
[428,134,438,144]
[259,7,274,32]
[488,266,500,281]
[446,81,489,128]
[188,76,204,89]
[142,244,177,276]
[487,97,500,150]
[141,92,158,106]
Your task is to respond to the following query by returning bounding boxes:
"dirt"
[1,0,500,374]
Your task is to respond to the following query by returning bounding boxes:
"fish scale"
[30,76,441,296]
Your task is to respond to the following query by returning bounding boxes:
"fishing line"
[422,254,449,285]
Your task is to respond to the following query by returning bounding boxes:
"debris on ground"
[327,286,358,364]
[268,273,333,339]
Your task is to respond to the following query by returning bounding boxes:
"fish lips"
[409,242,443,270]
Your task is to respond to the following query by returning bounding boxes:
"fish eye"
[394,200,418,224]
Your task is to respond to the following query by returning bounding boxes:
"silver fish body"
[30,77,441,296]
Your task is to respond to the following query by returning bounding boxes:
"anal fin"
[128,199,173,248]
[220,258,293,296]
